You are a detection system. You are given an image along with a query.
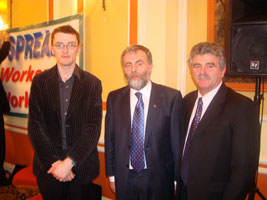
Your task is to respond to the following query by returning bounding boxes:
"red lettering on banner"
[1,67,14,81]
[25,91,29,108]
[1,65,43,82]
[20,70,27,82]
[18,96,24,107]
[11,95,18,107]
[12,71,20,82]
[26,65,34,82]
[7,91,29,108]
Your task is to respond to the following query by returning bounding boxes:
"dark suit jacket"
[0,80,9,132]
[0,41,10,134]
[105,82,183,200]
[28,65,102,183]
[0,41,10,63]
[177,83,260,200]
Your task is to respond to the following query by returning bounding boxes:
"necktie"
[181,97,203,185]
[130,92,145,172]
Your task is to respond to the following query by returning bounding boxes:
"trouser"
[125,169,151,200]
[36,170,93,200]
[0,124,6,178]
[176,179,187,200]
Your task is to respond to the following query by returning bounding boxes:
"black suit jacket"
[0,41,10,134]
[177,84,260,200]
[105,82,183,200]
[0,80,9,131]
[28,65,102,183]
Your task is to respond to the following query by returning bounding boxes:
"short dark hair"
[51,25,80,45]
[121,44,153,65]
[189,42,226,70]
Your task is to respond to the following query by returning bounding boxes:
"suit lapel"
[196,84,227,135]
[45,66,61,120]
[184,92,197,133]
[182,92,198,148]
[117,87,132,152]
[145,83,163,146]
[67,75,83,118]
[120,87,131,135]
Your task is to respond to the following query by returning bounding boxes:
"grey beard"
[128,78,148,90]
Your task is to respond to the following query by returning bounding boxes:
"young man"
[177,42,260,200]
[105,45,183,200]
[28,25,102,199]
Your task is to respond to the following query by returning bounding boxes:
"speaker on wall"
[225,0,267,76]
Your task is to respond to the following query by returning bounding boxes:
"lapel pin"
[153,104,157,108]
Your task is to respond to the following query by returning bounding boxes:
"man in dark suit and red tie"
[176,42,260,200]
[105,44,183,200]
[28,25,102,199]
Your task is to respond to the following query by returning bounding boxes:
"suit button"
[126,164,129,168]
[66,124,69,128]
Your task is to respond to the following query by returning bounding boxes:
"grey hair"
[189,42,226,70]
[121,44,153,65]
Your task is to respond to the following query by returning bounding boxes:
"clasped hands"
[47,157,75,182]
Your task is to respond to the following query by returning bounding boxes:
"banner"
[1,14,83,117]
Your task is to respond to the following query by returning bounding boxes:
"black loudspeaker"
[225,0,267,76]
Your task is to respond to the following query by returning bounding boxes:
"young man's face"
[51,32,80,68]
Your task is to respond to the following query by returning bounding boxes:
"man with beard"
[105,44,183,200]
[176,42,260,200]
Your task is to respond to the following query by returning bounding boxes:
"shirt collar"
[57,64,81,82]
[72,65,81,79]
[197,82,222,104]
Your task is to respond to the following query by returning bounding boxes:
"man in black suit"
[176,42,260,200]
[0,30,11,186]
[105,44,183,200]
[28,25,102,199]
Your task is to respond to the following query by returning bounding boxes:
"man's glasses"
[54,43,78,50]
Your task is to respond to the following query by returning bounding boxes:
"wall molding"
[176,0,188,96]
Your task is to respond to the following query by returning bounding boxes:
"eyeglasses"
[54,43,78,50]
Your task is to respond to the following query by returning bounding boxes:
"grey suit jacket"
[28,65,102,183]
[177,83,260,200]
[105,82,183,200]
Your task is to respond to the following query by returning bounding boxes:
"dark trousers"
[0,123,6,178]
[36,170,97,200]
[176,180,187,200]
[125,169,151,200]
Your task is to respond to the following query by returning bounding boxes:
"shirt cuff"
[109,176,115,182]
[67,156,76,167]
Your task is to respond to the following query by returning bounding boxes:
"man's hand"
[47,157,75,182]
[110,181,116,193]
[64,171,75,182]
